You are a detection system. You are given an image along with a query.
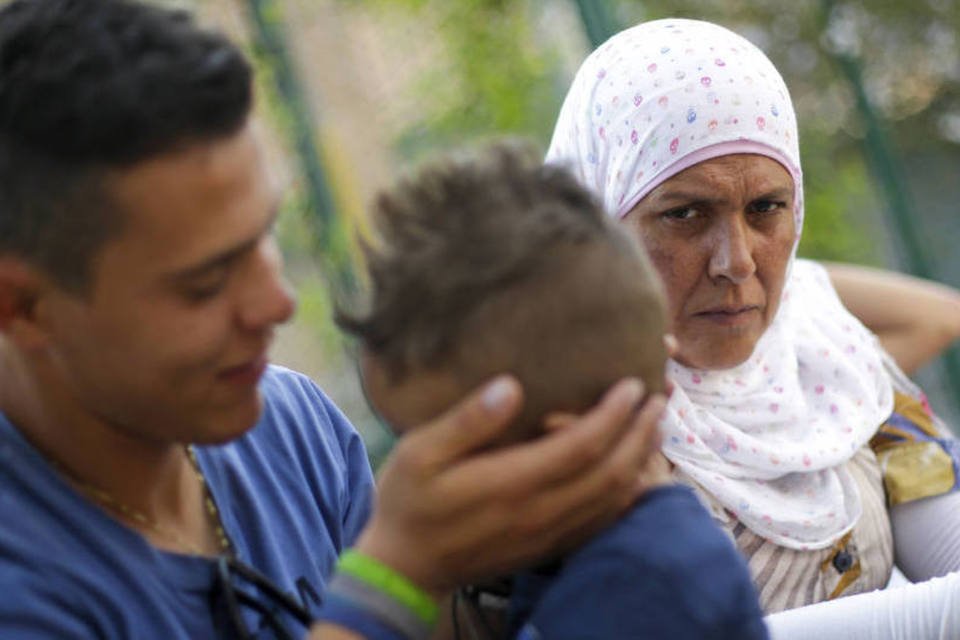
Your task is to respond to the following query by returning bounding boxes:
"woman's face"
[624,154,796,370]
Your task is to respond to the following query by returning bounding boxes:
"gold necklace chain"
[54,446,231,556]
[186,446,233,555]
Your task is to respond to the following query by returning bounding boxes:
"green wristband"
[337,550,439,626]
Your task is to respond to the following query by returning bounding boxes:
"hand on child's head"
[543,381,673,492]
[543,412,578,432]
[543,378,645,432]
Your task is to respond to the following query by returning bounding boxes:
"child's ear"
[0,258,53,350]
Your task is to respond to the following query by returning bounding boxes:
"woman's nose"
[707,216,757,284]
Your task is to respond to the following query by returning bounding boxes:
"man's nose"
[237,236,296,331]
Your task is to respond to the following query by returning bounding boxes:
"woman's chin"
[673,344,755,371]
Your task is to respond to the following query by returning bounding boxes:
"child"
[337,143,769,639]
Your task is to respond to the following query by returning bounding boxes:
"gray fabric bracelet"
[327,572,434,640]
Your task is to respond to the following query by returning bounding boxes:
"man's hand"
[352,375,668,597]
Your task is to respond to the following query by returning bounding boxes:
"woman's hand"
[351,375,668,597]
[826,262,960,374]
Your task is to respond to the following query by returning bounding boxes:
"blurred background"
[183,0,960,462]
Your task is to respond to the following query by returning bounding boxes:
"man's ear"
[0,258,52,349]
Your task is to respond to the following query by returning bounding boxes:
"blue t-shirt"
[511,485,769,640]
[0,366,375,639]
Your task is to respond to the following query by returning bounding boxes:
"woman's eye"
[662,206,699,221]
[749,199,786,214]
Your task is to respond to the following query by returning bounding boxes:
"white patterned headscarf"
[547,18,894,550]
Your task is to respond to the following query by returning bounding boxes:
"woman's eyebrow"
[650,189,719,206]
[650,185,794,206]
[753,187,794,201]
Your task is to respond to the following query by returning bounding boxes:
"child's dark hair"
[337,142,666,440]
[0,0,253,291]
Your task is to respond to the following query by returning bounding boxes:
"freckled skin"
[624,154,797,370]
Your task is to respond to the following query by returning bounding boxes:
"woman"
[546,17,960,630]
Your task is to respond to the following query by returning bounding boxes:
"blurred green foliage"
[246,0,358,297]
[367,0,567,156]
[249,34,355,370]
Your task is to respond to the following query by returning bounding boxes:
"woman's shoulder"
[675,452,895,614]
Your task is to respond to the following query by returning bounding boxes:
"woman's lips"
[693,306,760,326]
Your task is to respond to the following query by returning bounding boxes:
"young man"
[0,1,666,638]
[338,144,769,639]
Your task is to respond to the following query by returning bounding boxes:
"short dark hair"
[338,142,667,441]
[0,0,253,290]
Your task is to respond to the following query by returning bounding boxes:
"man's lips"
[217,355,268,385]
